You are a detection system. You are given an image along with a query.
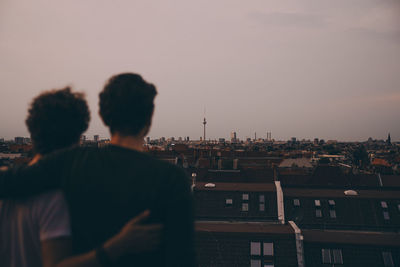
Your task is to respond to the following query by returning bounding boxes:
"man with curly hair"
[0,73,196,267]
[26,88,90,159]
[0,88,90,267]
[0,88,163,267]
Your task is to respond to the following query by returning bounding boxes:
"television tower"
[203,117,207,142]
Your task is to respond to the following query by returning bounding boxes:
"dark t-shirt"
[0,145,195,267]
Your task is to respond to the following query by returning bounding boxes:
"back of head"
[99,73,157,137]
[26,87,90,155]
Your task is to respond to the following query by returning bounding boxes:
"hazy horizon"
[1,0,399,142]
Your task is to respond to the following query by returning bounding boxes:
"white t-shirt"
[0,190,71,267]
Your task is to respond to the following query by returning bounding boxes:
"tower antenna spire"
[203,106,207,142]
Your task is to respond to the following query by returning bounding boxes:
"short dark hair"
[26,87,90,155]
[99,73,157,136]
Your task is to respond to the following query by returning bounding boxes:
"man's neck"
[110,133,144,151]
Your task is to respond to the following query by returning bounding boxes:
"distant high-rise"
[387,133,391,145]
[14,137,24,144]
[230,131,237,143]
[266,132,272,141]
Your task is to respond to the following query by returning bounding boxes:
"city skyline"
[1,0,400,141]
[1,128,397,143]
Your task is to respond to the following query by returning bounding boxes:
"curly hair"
[99,73,157,136]
[26,87,90,155]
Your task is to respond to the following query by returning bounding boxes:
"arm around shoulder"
[0,150,70,198]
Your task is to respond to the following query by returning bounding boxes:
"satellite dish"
[344,190,358,196]
[204,183,216,188]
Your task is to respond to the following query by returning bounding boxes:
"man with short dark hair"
[99,73,157,137]
[0,73,196,267]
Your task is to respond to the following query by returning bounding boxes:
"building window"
[329,210,337,219]
[383,211,390,220]
[263,243,274,256]
[225,198,233,206]
[316,209,322,218]
[251,242,261,255]
[242,203,249,212]
[382,251,394,267]
[259,194,265,211]
[332,249,343,264]
[293,199,300,206]
[250,241,274,267]
[328,200,336,206]
[315,199,322,217]
[381,201,388,208]
[250,260,261,267]
[322,249,343,265]
[322,249,331,264]
[242,193,249,212]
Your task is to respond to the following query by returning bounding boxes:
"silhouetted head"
[26,87,90,155]
[99,73,157,137]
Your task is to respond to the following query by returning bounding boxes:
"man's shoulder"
[29,190,71,241]
[131,150,189,182]
[0,191,66,220]
[143,153,186,176]
[29,190,67,216]
[143,153,176,169]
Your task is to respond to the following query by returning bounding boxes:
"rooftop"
[194,182,276,192]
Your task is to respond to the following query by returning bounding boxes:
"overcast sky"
[1,0,399,141]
